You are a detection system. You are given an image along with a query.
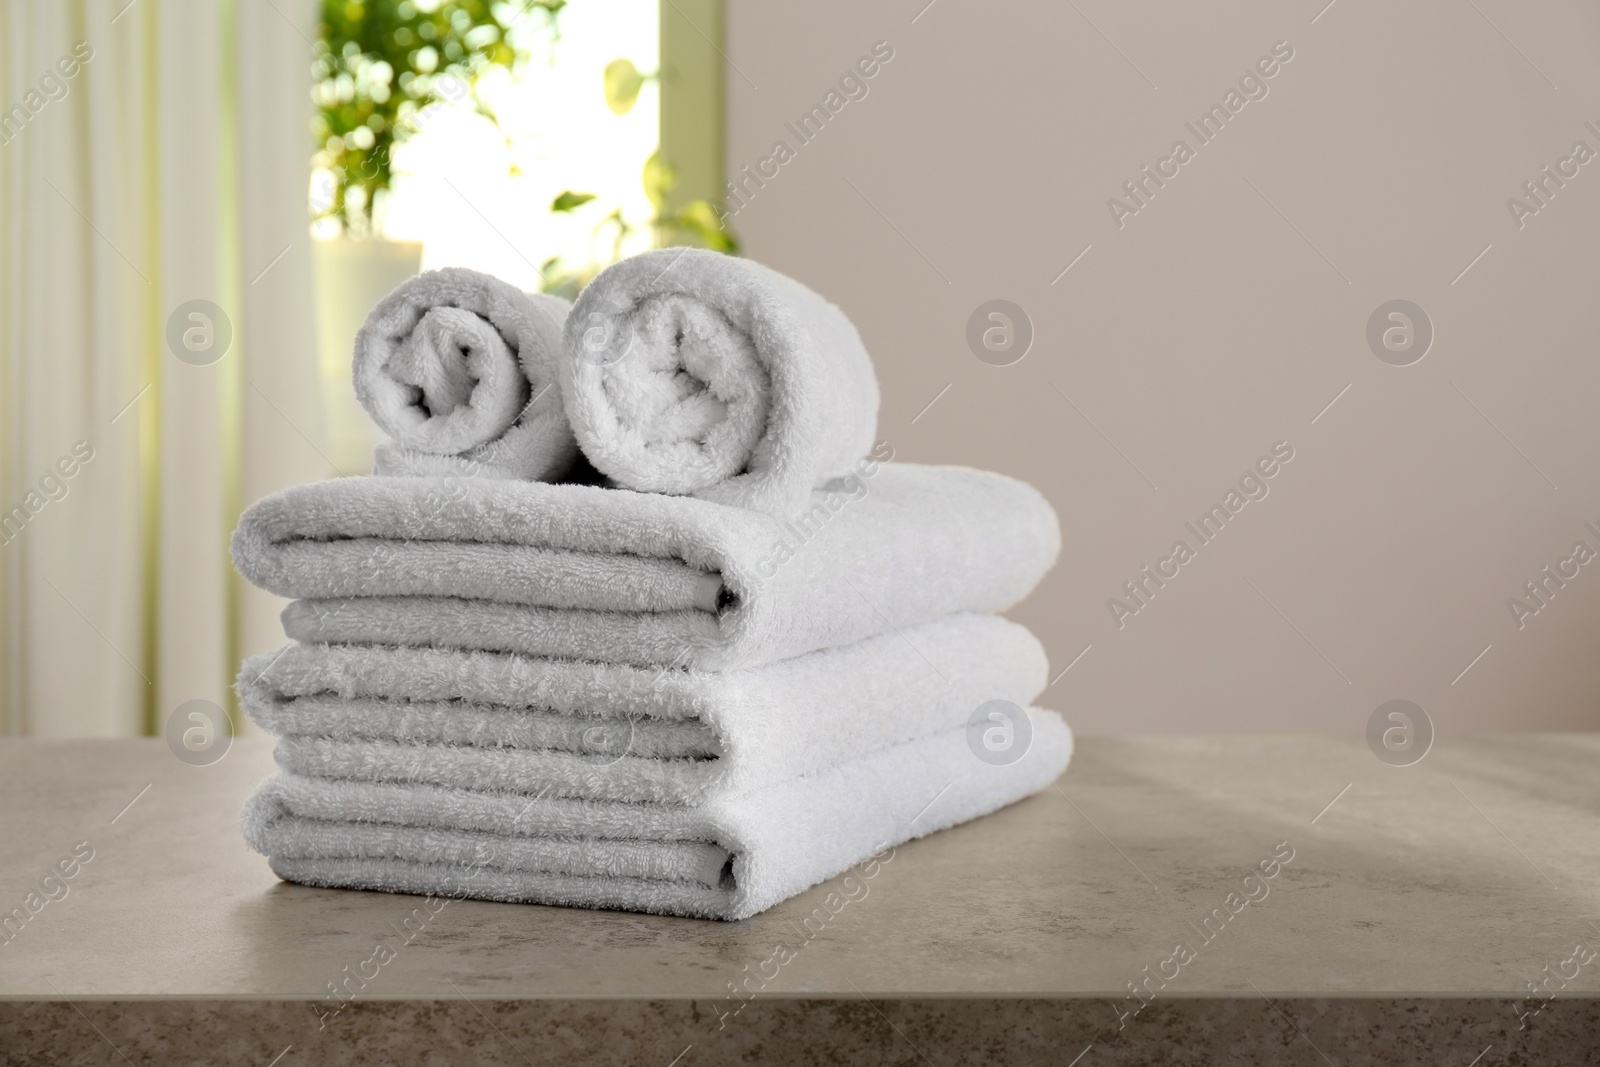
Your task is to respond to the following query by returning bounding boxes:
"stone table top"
[2,735,1597,1065]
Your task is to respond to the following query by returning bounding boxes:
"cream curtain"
[0,0,330,736]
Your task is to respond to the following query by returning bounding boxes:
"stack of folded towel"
[233,249,1070,920]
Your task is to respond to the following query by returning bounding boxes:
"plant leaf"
[550,190,597,213]
[603,58,644,115]
[642,151,676,211]
[667,200,739,254]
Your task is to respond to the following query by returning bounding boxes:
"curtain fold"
[0,0,328,737]
[235,0,330,689]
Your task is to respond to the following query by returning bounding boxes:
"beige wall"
[726,0,1600,733]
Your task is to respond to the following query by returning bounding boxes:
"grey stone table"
[1,735,1597,1066]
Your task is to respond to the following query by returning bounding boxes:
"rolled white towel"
[561,249,879,518]
[354,267,577,481]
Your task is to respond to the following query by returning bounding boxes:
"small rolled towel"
[354,267,577,481]
[561,249,879,518]
[238,614,1047,805]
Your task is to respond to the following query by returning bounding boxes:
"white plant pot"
[311,236,424,475]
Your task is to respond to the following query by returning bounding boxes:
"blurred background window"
[0,0,731,738]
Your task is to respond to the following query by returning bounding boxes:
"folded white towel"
[232,463,1059,671]
[354,267,577,481]
[242,710,1073,920]
[562,249,880,519]
[239,614,1047,804]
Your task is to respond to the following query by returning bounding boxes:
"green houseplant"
[312,0,562,236]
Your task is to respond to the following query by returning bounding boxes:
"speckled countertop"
[2,735,1596,1066]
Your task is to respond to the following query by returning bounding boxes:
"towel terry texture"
[242,710,1074,920]
[239,614,1046,804]
[562,249,880,519]
[353,268,576,481]
[232,462,1060,671]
